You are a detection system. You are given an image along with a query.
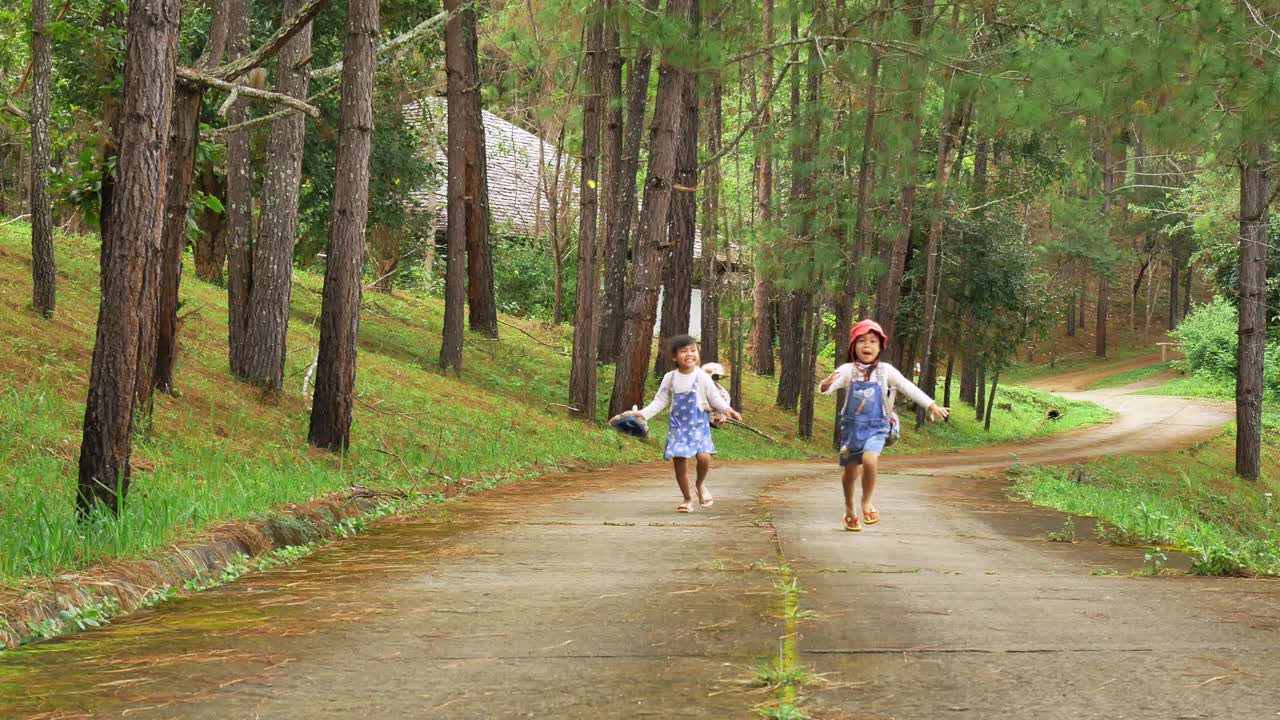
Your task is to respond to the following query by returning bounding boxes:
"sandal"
[699,491,714,508]
[843,512,861,532]
[676,501,694,513]
[863,508,880,525]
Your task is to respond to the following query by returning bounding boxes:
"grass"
[1142,371,1238,401]
[895,383,1113,453]
[1001,345,1155,385]
[0,220,1103,587]
[1008,407,1280,576]
[1086,361,1174,390]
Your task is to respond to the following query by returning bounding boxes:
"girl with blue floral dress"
[821,320,948,531]
[619,335,742,513]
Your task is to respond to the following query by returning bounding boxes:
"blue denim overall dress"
[838,368,890,467]
[664,372,716,460]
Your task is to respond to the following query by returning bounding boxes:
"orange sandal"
[863,508,880,525]
[843,512,861,532]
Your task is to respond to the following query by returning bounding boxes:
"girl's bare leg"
[673,458,693,505]
[694,453,712,502]
[860,452,880,517]
[842,463,859,523]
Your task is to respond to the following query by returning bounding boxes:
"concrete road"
[3,387,1273,720]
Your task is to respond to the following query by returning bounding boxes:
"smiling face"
[853,333,882,363]
[673,343,701,372]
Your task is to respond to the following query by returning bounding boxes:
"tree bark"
[1235,142,1269,481]
[1065,286,1076,336]
[30,0,56,318]
[153,84,202,395]
[225,0,254,377]
[607,0,691,418]
[243,0,314,394]
[655,3,700,377]
[916,86,967,428]
[307,0,378,450]
[597,0,660,365]
[749,0,776,377]
[983,367,999,432]
[193,168,227,281]
[1096,143,1113,358]
[959,354,976,405]
[78,0,181,515]
[974,363,986,421]
[459,2,497,339]
[440,0,469,374]
[569,8,606,418]
[154,0,231,394]
[943,354,954,407]
[700,76,723,364]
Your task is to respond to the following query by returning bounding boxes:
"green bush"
[1172,297,1280,399]
[1172,298,1238,378]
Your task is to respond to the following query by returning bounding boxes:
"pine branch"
[177,67,321,117]
[207,0,328,81]
[311,9,451,81]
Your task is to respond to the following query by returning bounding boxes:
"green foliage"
[1171,298,1280,398]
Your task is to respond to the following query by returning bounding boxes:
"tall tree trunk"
[775,4,806,412]
[655,2,700,377]
[460,2,497,339]
[700,75,723,363]
[597,0,660,364]
[798,300,820,438]
[835,8,882,444]
[1096,145,1113,358]
[607,0,691,418]
[974,363,986,421]
[915,86,966,428]
[1236,142,1269,481]
[1065,286,1076,336]
[440,0,469,374]
[1168,247,1179,331]
[875,0,927,366]
[959,354,976,405]
[1181,258,1192,318]
[225,0,254,377]
[154,85,202,395]
[243,0,314,394]
[193,169,228,281]
[749,0,776,377]
[30,0,56,319]
[154,0,231,395]
[569,8,606,418]
[983,367,999,432]
[307,0,378,450]
[1077,271,1086,329]
[943,354,954,407]
[77,0,181,515]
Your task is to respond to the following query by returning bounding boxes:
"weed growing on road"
[1045,517,1077,543]
[756,702,810,720]
[1142,549,1168,576]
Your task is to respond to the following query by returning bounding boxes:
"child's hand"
[725,408,743,423]
[819,371,839,392]
[928,403,950,422]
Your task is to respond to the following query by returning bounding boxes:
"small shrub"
[1171,298,1238,378]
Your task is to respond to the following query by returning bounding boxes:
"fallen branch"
[725,418,781,444]
[178,67,321,117]
[0,214,31,227]
[497,318,570,355]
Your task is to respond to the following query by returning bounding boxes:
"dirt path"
[1,385,1272,719]
[1024,352,1169,393]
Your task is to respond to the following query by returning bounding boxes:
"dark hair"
[666,334,698,357]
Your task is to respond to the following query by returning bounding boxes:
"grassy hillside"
[0,222,1104,585]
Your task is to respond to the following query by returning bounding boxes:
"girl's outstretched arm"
[820,364,852,394]
[885,365,949,421]
[633,373,672,420]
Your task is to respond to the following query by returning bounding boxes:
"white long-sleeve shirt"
[821,361,935,417]
[639,369,733,421]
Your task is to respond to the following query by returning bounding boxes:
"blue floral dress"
[664,373,717,460]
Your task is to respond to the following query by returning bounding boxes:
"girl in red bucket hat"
[819,319,948,531]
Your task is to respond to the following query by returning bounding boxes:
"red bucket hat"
[848,319,888,359]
